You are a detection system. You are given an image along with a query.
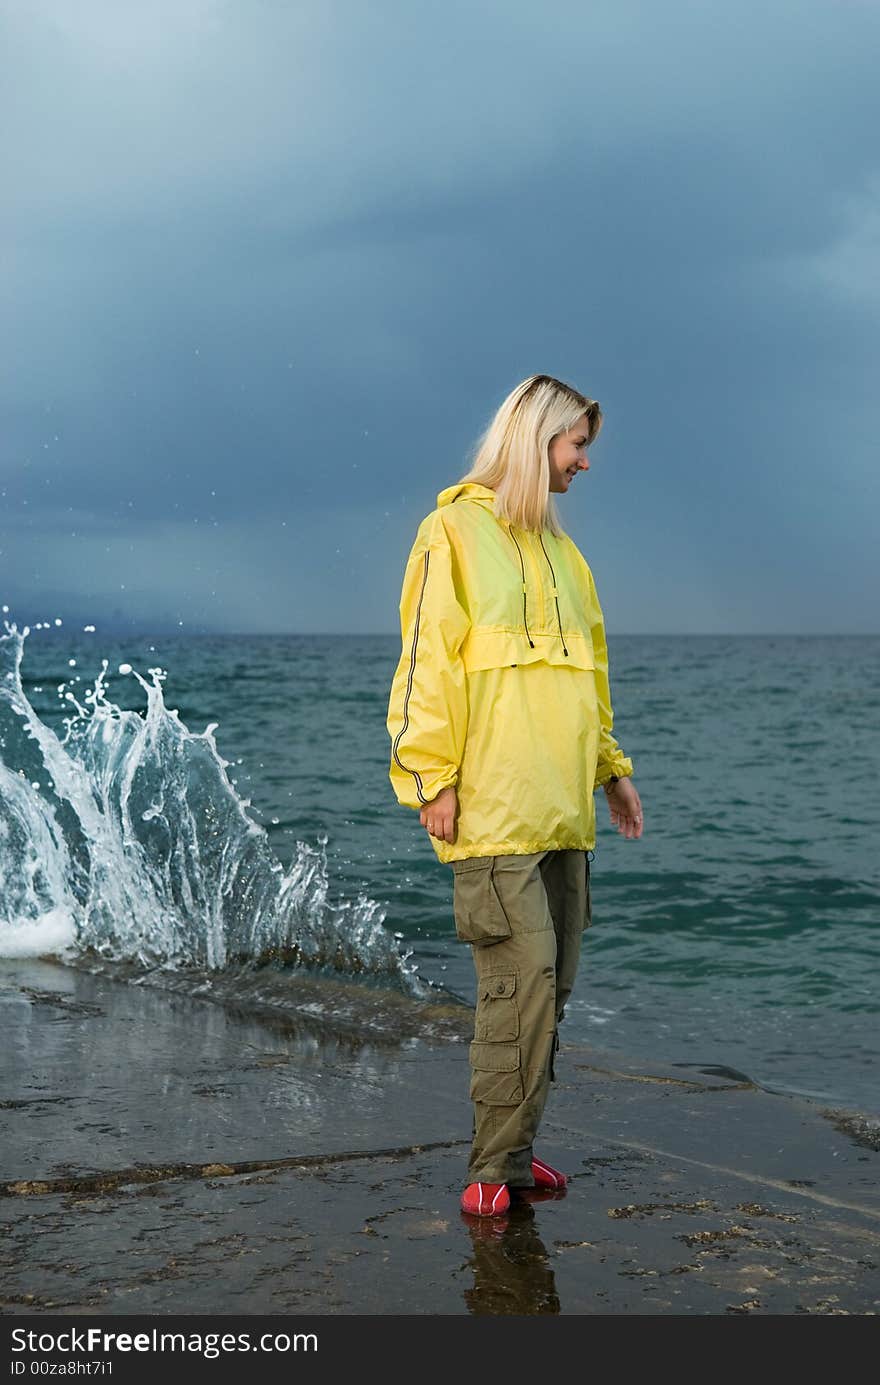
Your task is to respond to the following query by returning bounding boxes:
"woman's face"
[548,412,592,494]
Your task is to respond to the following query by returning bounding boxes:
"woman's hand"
[420,786,458,844]
[604,778,644,839]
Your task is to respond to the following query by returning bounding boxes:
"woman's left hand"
[604,778,644,839]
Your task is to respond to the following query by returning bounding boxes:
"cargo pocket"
[451,857,513,946]
[474,972,519,1042]
[468,1041,524,1106]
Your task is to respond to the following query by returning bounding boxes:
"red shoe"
[529,1156,567,1190]
[460,1182,511,1217]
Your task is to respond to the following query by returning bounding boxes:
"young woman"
[387,373,643,1218]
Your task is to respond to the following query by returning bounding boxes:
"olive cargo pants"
[450,849,592,1187]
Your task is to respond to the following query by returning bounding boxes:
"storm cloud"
[2,0,878,633]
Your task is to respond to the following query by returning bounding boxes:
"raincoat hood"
[436,482,498,512]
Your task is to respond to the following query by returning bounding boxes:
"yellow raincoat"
[386,483,634,864]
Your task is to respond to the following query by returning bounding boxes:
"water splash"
[0,620,418,991]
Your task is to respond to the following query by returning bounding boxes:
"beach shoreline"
[2,957,878,1315]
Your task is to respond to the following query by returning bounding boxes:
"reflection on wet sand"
[463,1192,567,1315]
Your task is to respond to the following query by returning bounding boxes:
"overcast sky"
[2,0,878,635]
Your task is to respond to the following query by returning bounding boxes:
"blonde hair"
[459,374,603,535]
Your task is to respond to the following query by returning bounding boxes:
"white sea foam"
[0,618,417,989]
[0,908,77,958]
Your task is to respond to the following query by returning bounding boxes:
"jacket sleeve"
[386,517,470,810]
[584,563,635,788]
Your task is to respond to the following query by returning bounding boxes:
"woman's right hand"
[419,786,458,844]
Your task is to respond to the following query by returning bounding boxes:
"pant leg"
[540,850,591,1082]
[452,851,558,1187]
[539,850,591,1081]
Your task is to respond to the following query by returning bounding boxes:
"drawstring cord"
[538,535,569,657]
[507,528,535,648]
[506,526,568,656]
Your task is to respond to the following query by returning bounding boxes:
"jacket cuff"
[392,762,459,810]
[595,753,634,788]
[417,765,459,806]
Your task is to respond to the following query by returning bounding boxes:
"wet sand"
[1,957,878,1315]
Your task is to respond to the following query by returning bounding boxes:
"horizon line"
[12,628,880,640]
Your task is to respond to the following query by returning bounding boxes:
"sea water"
[2,620,878,1114]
